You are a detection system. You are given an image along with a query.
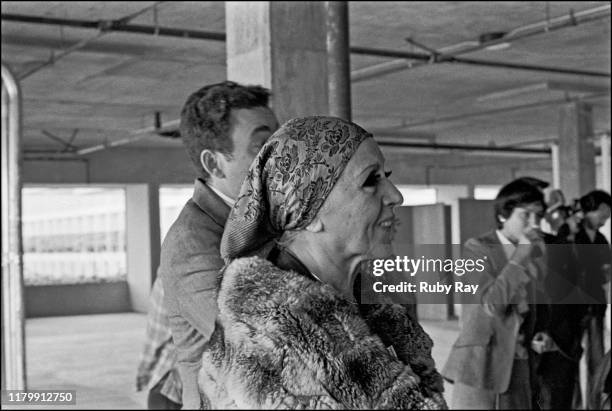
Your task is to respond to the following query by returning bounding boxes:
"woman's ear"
[305,217,324,233]
[200,149,225,178]
[498,215,507,223]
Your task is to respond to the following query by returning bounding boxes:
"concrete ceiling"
[1,1,610,155]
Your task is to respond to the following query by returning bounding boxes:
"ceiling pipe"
[351,4,611,82]
[349,46,610,78]
[8,2,164,80]
[74,118,180,155]
[376,138,551,155]
[2,11,609,78]
[439,4,611,58]
[0,13,227,41]
[396,92,609,129]
[17,31,108,80]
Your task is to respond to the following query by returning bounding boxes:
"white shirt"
[207,184,235,208]
[495,229,515,260]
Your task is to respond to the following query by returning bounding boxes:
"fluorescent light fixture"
[485,42,511,51]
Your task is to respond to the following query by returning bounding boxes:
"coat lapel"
[478,230,508,276]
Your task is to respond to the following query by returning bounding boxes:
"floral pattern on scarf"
[220,116,371,260]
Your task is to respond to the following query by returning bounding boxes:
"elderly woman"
[198,116,447,409]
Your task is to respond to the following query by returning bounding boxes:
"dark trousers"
[535,351,579,409]
[587,313,604,380]
[147,380,181,410]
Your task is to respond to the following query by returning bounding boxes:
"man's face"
[500,202,544,243]
[584,203,611,230]
[216,107,278,199]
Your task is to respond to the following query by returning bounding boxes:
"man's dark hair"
[579,189,612,213]
[494,179,545,229]
[180,81,271,179]
[515,176,550,190]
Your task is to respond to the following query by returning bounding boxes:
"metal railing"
[1,63,26,390]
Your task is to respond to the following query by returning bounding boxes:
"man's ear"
[200,149,225,178]
[305,217,324,233]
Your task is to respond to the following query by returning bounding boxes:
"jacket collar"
[477,229,508,273]
[192,178,231,228]
[479,229,546,281]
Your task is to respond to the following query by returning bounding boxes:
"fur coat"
[199,256,447,409]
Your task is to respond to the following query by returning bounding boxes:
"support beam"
[125,184,160,313]
[551,143,561,189]
[558,102,596,200]
[226,2,329,123]
[601,133,611,194]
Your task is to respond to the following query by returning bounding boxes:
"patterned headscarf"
[220,116,372,260]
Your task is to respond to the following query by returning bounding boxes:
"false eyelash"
[364,170,392,187]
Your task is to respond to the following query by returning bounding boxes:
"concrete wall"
[25,282,131,318]
[382,149,553,186]
[23,146,195,185]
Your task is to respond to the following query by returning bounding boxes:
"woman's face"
[316,138,404,261]
[500,201,544,243]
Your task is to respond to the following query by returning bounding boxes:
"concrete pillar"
[226,1,329,123]
[125,183,160,313]
[558,102,596,201]
[411,204,452,321]
[551,143,561,189]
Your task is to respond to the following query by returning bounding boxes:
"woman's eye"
[363,170,391,187]
[363,173,380,187]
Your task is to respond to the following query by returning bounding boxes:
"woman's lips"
[379,215,398,228]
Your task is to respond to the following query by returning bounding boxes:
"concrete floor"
[10,313,459,410]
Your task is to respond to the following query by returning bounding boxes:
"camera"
[544,189,583,238]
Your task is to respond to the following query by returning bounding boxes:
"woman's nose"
[384,180,403,207]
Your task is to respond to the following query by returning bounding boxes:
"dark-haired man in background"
[575,189,612,398]
[159,81,278,409]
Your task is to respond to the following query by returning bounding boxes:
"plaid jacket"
[136,277,182,404]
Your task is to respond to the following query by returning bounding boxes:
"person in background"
[443,178,549,409]
[516,177,590,409]
[575,189,612,402]
[159,81,278,409]
[136,276,182,410]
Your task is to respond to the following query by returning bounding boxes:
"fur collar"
[219,255,357,323]
[200,256,446,409]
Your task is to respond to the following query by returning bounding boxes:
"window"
[474,185,501,200]
[22,186,127,285]
[395,185,437,206]
[159,186,193,243]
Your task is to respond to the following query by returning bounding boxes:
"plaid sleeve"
[136,278,176,392]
